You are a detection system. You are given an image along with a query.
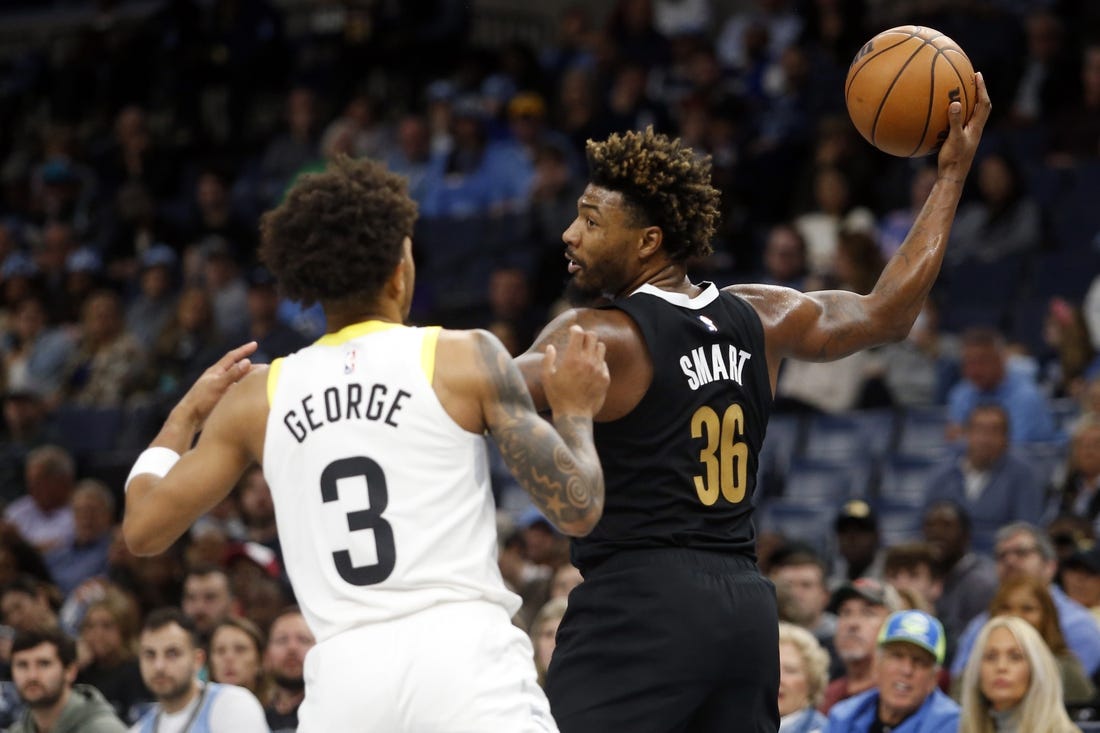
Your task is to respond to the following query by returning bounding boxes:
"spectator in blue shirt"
[946,327,1058,444]
[948,522,1100,683]
[825,609,959,733]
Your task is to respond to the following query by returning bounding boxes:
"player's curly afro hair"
[258,155,418,306]
[585,126,720,262]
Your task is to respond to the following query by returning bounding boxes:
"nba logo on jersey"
[343,348,357,374]
[698,315,718,333]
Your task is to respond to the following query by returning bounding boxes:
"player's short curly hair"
[585,126,720,261]
[258,155,418,305]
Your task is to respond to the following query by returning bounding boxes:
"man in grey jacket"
[7,628,127,733]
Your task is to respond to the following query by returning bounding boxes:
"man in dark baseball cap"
[821,577,902,713]
[1061,545,1100,623]
[833,500,884,586]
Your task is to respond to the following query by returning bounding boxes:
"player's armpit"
[476,330,606,537]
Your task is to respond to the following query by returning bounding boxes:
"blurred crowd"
[0,0,1098,730]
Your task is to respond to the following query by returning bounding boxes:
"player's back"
[575,284,773,572]
[263,321,517,642]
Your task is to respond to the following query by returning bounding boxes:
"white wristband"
[125,447,181,493]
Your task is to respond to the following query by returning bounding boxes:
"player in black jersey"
[514,74,991,732]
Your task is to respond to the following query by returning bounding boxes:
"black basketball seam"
[844,27,923,100]
[870,29,945,153]
[940,49,973,120]
[917,45,968,156]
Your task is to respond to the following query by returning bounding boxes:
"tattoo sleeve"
[476,335,604,535]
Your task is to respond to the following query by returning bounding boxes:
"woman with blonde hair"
[978,575,1096,704]
[777,622,829,733]
[958,615,1079,733]
[530,596,568,687]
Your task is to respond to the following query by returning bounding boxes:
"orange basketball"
[845,26,976,157]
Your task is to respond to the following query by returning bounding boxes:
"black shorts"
[544,548,779,733]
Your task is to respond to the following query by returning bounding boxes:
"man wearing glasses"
[947,521,1100,682]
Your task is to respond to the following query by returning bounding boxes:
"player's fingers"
[226,358,253,383]
[971,71,992,127]
[579,327,598,355]
[947,99,963,133]
[216,341,258,372]
[542,344,558,373]
[596,340,606,362]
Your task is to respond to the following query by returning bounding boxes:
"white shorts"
[297,600,558,733]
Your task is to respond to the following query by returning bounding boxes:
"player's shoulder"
[432,328,509,383]
[540,304,637,341]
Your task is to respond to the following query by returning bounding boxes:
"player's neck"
[624,265,697,298]
[323,300,404,333]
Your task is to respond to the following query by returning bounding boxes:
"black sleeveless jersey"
[571,283,773,573]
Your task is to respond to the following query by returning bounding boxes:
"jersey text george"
[282,383,412,442]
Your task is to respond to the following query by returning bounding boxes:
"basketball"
[845,26,977,157]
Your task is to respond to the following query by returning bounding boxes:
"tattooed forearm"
[478,334,604,536]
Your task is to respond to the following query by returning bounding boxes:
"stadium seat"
[877,454,941,509]
[801,410,896,462]
[756,500,832,555]
[875,504,924,546]
[940,254,1026,333]
[757,412,806,499]
[51,405,123,460]
[783,457,873,506]
[894,406,954,459]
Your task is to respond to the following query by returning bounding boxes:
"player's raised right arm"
[475,326,608,536]
[733,72,991,390]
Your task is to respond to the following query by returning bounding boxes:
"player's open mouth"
[566,253,581,274]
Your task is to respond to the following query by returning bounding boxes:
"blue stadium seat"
[783,457,872,506]
[50,405,123,459]
[895,406,954,460]
[1051,162,1100,252]
[877,454,942,509]
[1025,249,1100,301]
[756,500,832,555]
[757,413,806,500]
[875,504,924,546]
[940,254,1026,333]
[802,410,896,462]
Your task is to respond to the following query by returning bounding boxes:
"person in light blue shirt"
[825,610,960,733]
[946,327,1058,444]
[948,522,1100,681]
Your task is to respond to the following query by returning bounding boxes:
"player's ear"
[638,225,663,259]
[387,239,414,300]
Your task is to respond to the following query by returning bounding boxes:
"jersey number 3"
[321,457,396,585]
[691,404,748,505]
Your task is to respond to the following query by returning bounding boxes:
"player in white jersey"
[122,155,609,732]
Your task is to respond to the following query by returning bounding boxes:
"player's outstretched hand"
[175,341,258,431]
[937,71,991,183]
[541,325,609,418]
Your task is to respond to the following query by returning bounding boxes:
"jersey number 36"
[691,404,748,505]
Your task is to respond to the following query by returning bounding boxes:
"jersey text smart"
[679,344,752,390]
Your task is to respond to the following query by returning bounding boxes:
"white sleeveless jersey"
[263,321,520,643]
